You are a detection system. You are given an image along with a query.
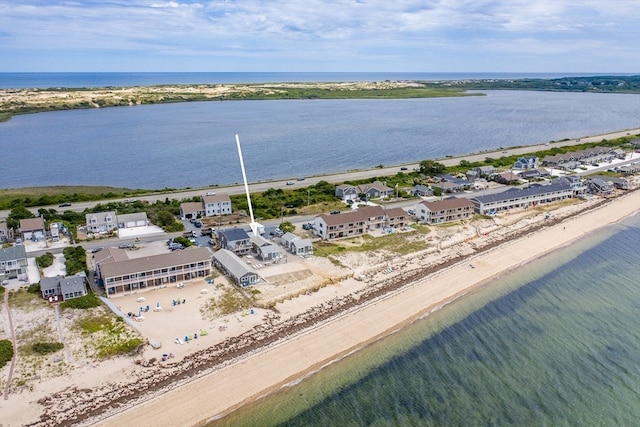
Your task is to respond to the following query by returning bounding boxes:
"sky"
[0,0,639,73]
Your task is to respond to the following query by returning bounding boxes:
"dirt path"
[2,291,17,400]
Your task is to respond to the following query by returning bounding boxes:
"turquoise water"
[209,214,640,426]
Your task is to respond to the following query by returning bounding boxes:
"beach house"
[470,180,574,214]
[212,249,260,287]
[414,198,475,224]
[40,273,88,302]
[86,211,117,234]
[95,246,212,296]
[218,228,252,256]
[19,217,46,241]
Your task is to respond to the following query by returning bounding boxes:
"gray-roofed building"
[97,246,211,296]
[117,212,149,228]
[212,249,260,286]
[86,211,117,234]
[335,184,359,202]
[410,184,433,197]
[586,177,615,195]
[471,181,574,214]
[496,171,522,184]
[0,245,28,283]
[415,198,475,224]
[513,156,539,170]
[291,238,313,257]
[40,273,88,302]
[281,232,314,256]
[219,228,252,255]
[20,217,46,241]
[250,235,282,261]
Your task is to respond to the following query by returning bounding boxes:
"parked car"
[15,238,23,246]
[58,202,71,207]
[330,210,341,215]
[206,191,216,196]
[118,243,134,249]
[302,223,314,230]
[400,167,408,171]
[91,247,104,253]
[194,220,202,228]
[270,228,284,236]
[286,181,295,185]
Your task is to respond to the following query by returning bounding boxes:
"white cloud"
[0,0,638,71]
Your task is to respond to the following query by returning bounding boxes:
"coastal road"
[2,128,638,219]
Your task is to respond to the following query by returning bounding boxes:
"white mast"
[235,134,259,235]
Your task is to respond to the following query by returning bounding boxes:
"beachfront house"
[384,207,409,229]
[95,246,211,296]
[0,245,28,283]
[335,184,359,202]
[250,235,282,262]
[314,205,388,240]
[19,217,46,241]
[218,228,252,256]
[212,249,260,287]
[586,178,615,195]
[415,198,475,224]
[86,211,117,234]
[281,233,314,256]
[40,273,88,302]
[470,180,574,214]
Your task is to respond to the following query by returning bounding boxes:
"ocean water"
[1,89,638,189]
[209,214,640,426]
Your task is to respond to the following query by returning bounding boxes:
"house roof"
[281,232,300,244]
[117,212,148,223]
[85,211,117,224]
[318,205,386,227]
[99,246,211,278]
[291,238,313,249]
[203,194,231,203]
[180,202,204,212]
[94,247,129,264]
[19,217,45,231]
[357,181,393,194]
[385,207,408,218]
[420,197,474,212]
[472,180,572,204]
[212,248,258,280]
[41,274,86,294]
[0,245,27,262]
[219,228,250,242]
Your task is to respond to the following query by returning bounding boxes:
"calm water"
[1,89,639,189]
[210,214,640,426]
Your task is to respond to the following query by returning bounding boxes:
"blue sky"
[1,0,638,72]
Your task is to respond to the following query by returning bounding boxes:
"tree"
[7,206,35,230]
[278,221,295,233]
[419,160,446,176]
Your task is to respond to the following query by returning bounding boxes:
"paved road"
[2,127,638,219]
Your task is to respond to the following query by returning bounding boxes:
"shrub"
[61,293,101,309]
[0,339,13,368]
[32,342,64,355]
[36,252,55,269]
[27,283,41,294]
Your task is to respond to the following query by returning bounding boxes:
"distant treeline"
[422,75,640,94]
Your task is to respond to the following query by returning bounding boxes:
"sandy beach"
[83,188,640,427]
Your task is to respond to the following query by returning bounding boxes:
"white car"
[206,191,216,196]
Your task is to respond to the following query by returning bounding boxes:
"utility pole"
[307,190,310,207]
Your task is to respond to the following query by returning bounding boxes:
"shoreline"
[86,189,640,427]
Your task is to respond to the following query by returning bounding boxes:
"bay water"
[209,214,640,426]
[1,89,639,189]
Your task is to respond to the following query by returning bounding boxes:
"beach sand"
[88,188,640,427]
